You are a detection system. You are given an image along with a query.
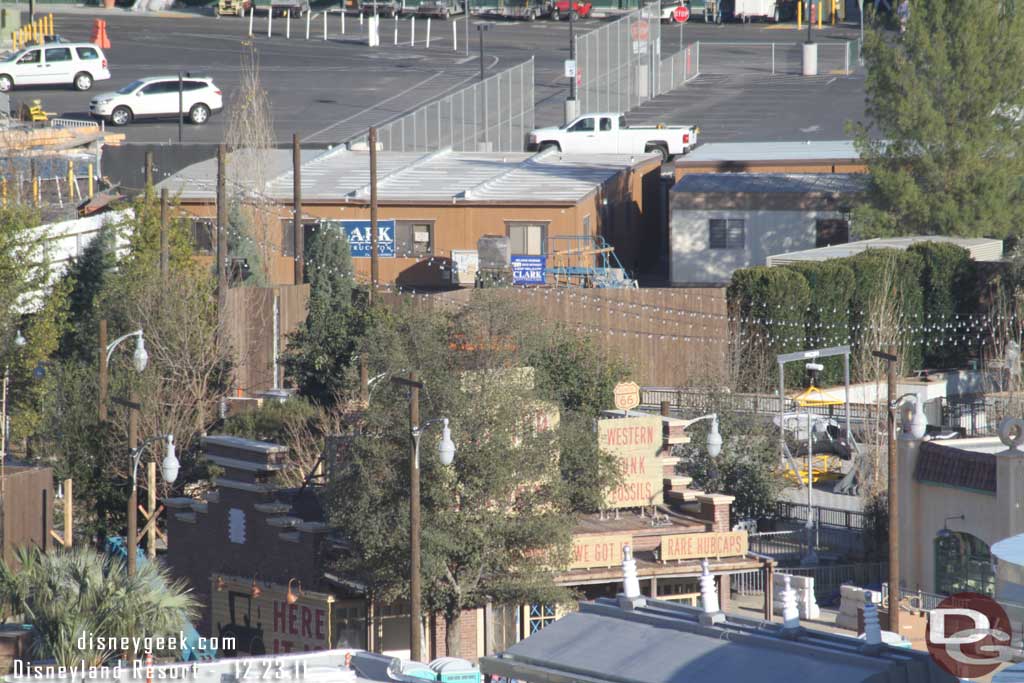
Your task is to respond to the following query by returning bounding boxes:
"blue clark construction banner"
[512,255,546,285]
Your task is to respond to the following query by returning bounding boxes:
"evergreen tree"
[854,0,1024,237]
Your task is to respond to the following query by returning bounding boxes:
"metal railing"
[640,386,882,423]
[576,5,662,115]
[347,58,534,153]
[694,40,859,76]
[50,117,100,131]
[733,562,888,603]
[774,501,866,530]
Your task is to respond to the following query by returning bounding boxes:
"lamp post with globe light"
[391,372,456,663]
[98,321,148,423]
[126,433,179,576]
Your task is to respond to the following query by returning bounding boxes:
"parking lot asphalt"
[7,7,868,146]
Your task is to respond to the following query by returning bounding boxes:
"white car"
[0,42,110,92]
[90,75,223,127]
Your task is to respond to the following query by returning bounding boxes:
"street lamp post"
[391,372,456,663]
[477,22,491,83]
[678,413,723,457]
[126,434,179,576]
[98,322,149,421]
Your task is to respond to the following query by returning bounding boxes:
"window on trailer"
[507,222,547,255]
[708,218,745,249]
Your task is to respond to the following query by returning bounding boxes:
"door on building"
[815,219,850,248]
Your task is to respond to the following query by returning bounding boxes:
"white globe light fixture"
[438,418,456,466]
[909,395,927,440]
[706,417,723,457]
[132,334,149,373]
[13,329,25,347]
[161,434,180,484]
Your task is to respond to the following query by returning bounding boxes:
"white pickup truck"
[527,113,698,160]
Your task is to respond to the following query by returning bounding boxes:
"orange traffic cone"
[91,19,110,49]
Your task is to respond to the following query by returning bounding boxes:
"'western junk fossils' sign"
[598,415,664,509]
[659,531,749,561]
[570,533,633,570]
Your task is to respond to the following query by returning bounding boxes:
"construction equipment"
[546,235,637,288]
[23,99,56,123]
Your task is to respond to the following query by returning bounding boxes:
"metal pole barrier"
[324,9,328,38]
[268,7,273,36]
[306,10,311,38]
[342,8,346,33]
[426,16,431,47]
[453,18,457,51]
[249,4,254,35]
[844,40,849,73]
[771,42,775,74]
[395,15,399,43]
[817,0,822,28]
[286,9,291,38]
[411,15,415,45]
[360,10,363,25]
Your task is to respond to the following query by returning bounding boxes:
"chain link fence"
[695,40,859,76]
[657,42,701,94]
[576,4,664,115]
[346,58,534,153]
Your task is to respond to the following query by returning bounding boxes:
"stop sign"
[630,19,649,40]
[673,5,689,21]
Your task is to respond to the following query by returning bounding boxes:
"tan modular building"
[674,140,866,183]
[157,148,663,289]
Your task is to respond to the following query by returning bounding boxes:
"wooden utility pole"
[160,188,169,282]
[293,133,304,285]
[145,150,154,196]
[98,319,108,422]
[216,144,228,310]
[408,371,421,662]
[369,127,380,301]
[63,478,73,548]
[873,345,900,635]
[126,389,139,576]
[146,461,157,560]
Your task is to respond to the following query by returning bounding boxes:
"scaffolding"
[546,235,636,288]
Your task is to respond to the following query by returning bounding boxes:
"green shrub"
[727,266,811,387]
[907,241,975,368]
[783,261,855,386]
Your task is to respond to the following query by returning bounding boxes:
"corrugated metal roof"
[156,147,657,204]
[672,172,867,194]
[480,597,948,683]
[767,236,1004,265]
[681,139,859,163]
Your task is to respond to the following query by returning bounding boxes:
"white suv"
[0,42,110,92]
[90,75,223,126]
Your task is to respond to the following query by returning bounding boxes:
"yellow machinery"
[783,384,846,485]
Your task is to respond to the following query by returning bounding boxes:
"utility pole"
[407,371,422,662]
[216,144,228,310]
[293,133,304,285]
[146,461,157,560]
[160,188,169,282]
[873,345,900,636]
[98,319,108,423]
[145,150,154,197]
[369,127,380,299]
[126,389,139,577]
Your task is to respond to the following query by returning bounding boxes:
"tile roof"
[914,440,997,493]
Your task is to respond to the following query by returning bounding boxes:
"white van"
[0,42,111,92]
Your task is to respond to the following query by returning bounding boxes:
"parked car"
[417,0,463,18]
[550,0,590,18]
[359,0,405,16]
[0,42,110,93]
[528,113,699,161]
[90,75,223,126]
[489,0,551,21]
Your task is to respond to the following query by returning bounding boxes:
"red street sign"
[673,5,689,22]
[630,19,649,40]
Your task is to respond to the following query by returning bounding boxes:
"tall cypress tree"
[854,0,1024,237]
